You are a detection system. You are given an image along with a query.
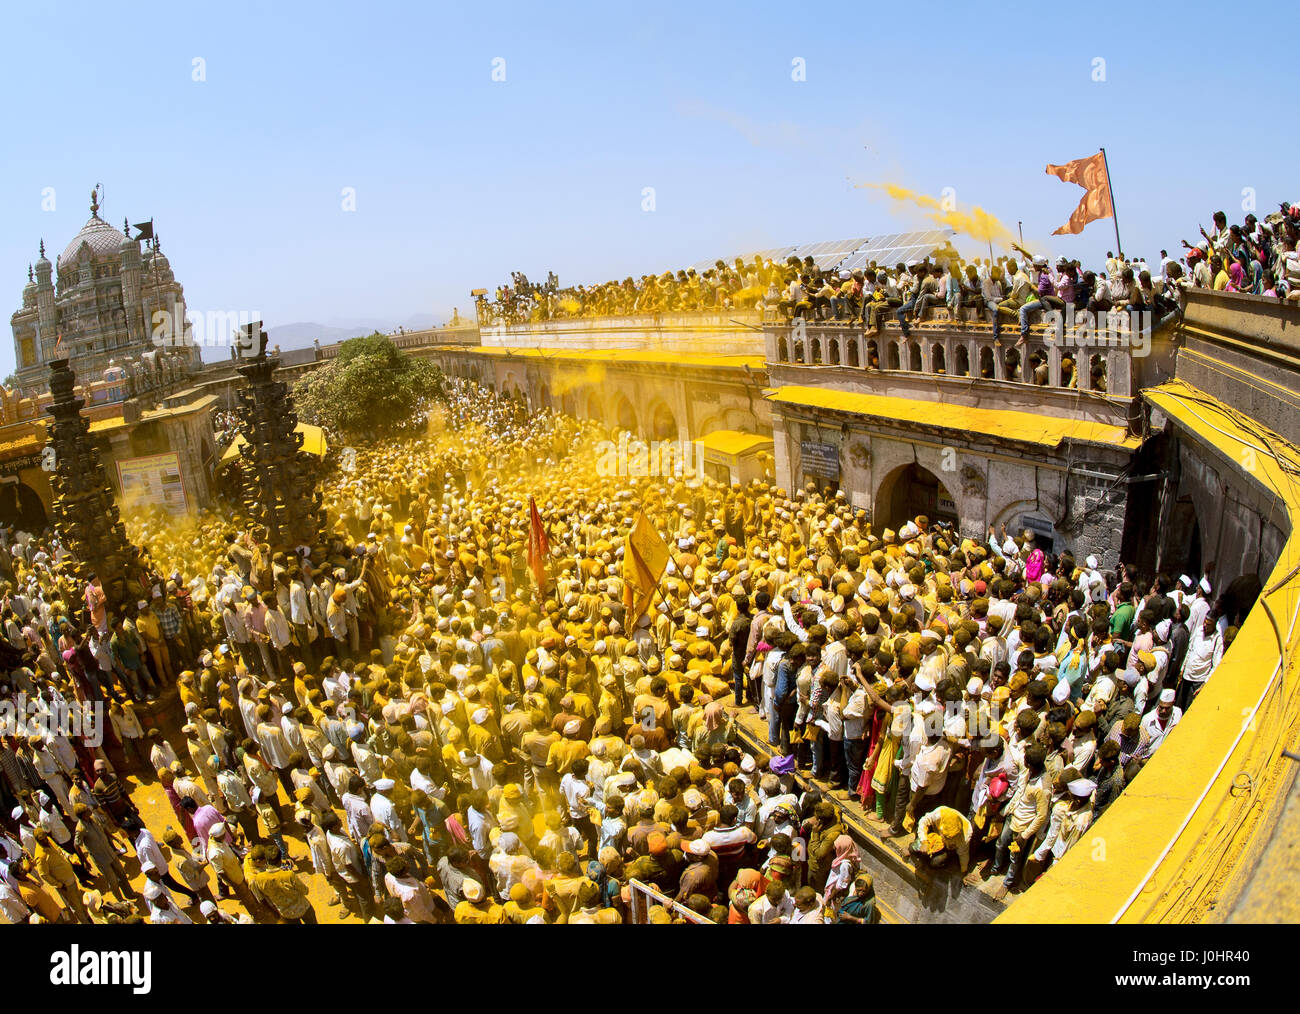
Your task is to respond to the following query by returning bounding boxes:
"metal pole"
[1018,221,1024,247]
[1100,147,1122,258]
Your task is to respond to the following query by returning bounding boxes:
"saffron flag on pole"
[526,495,550,596]
[623,511,672,630]
[1045,151,1114,235]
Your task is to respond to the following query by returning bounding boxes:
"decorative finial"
[124,217,130,237]
[90,186,100,217]
[28,265,33,282]
[39,239,45,258]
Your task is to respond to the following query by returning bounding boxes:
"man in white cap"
[1190,577,1216,634]
[370,778,407,844]
[1178,612,1223,711]
[488,831,539,897]
[1078,555,1107,604]
[1031,775,1096,871]
[1141,689,1183,753]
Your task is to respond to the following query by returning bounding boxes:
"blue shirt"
[774,656,798,705]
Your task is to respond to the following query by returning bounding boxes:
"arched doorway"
[612,393,638,433]
[647,400,677,441]
[875,462,958,531]
[0,481,48,533]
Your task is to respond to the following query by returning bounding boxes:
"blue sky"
[2,2,1292,376]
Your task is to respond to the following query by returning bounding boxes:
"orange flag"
[1045,151,1114,236]
[526,495,550,597]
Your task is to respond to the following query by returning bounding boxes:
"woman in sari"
[836,874,880,924]
[690,700,731,755]
[870,702,910,823]
[727,867,764,923]
[822,834,860,913]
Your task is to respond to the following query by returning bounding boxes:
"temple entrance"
[0,480,48,533]
[875,462,958,531]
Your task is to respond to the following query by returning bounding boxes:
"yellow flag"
[623,512,671,629]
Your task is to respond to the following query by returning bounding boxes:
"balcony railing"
[763,306,1168,399]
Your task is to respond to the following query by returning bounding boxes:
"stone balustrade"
[763,309,1160,398]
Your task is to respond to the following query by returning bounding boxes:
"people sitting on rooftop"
[483,200,1300,329]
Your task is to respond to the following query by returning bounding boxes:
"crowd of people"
[482,201,1300,336]
[0,376,1248,924]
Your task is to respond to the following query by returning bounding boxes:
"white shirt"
[144,879,192,924]
[370,791,407,844]
[1181,625,1223,683]
[1140,706,1182,753]
[560,772,592,821]
[747,893,795,924]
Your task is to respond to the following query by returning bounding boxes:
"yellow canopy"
[219,422,327,466]
[765,385,1138,449]
[695,429,774,457]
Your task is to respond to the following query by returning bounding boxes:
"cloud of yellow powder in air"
[858,182,1016,247]
[551,361,608,397]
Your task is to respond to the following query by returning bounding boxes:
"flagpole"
[1099,147,1122,258]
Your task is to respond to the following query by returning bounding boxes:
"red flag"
[55,331,64,356]
[1045,151,1114,236]
[526,495,550,596]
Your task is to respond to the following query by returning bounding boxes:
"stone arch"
[988,497,1040,533]
[1089,353,1108,393]
[1005,346,1023,382]
[887,341,901,370]
[931,343,946,375]
[810,338,822,364]
[585,390,606,423]
[647,399,678,441]
[907,341,922,372]
[954,343,970,377]
[612,391,639,433]
[778,336,790,362]
[0,481,47,533]
[864,338,879,370]
[875,461,959,531]
[979,345,995,379]
[827,337,841,366]
[845,337,860,368]
[1026,349,1050,386]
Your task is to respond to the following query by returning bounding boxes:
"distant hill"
[197,312,447,361]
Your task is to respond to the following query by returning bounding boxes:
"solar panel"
[786,237,870,270]
[837,230,954,272]
[688,231,952,277]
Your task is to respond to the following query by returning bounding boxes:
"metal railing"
[625,878,714,924]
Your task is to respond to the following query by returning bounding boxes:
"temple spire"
[90,186,100,218]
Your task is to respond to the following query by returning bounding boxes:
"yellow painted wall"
[1000,379,1300,923]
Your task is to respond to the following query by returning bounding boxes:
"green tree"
[293,333,445,440]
